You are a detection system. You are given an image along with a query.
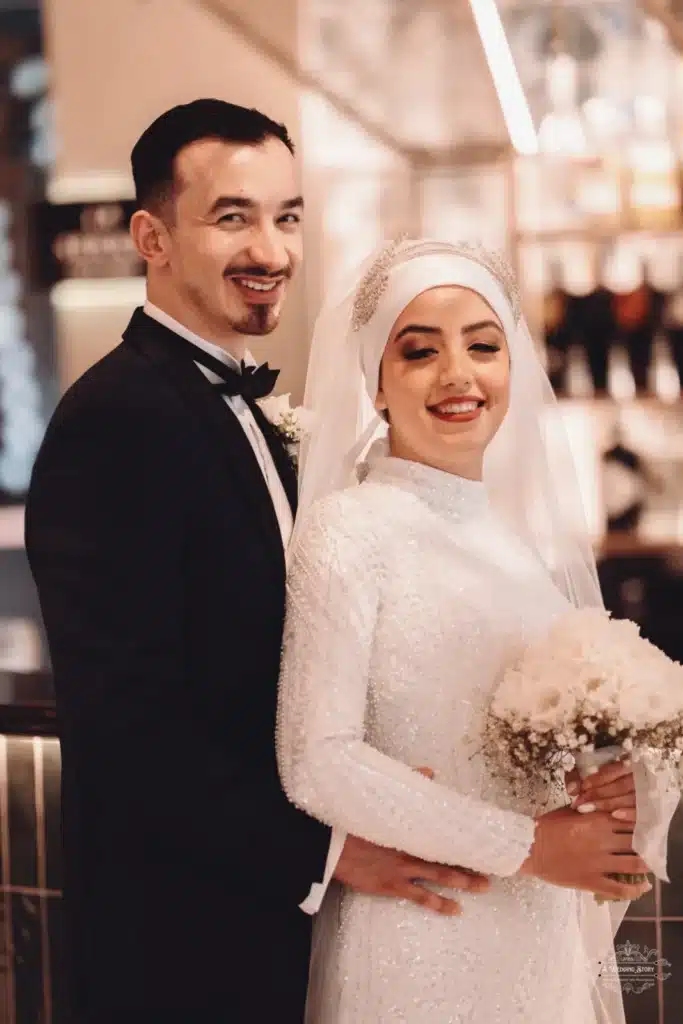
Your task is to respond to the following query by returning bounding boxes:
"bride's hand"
[566,759,636,824]
[518,806,651,900]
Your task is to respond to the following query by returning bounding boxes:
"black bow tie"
[163,328,280,400]
[213,360,280,401]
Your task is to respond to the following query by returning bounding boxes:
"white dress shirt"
[143,301,341,913]
[144,301,293,547]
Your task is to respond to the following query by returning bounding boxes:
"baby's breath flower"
[483,607,683,796]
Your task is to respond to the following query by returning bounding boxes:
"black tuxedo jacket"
[25,309,331,1023]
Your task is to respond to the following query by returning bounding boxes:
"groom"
[25,100,482,1023]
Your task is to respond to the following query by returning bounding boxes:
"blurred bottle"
[661,255,683,387]
[565,343,594,398]
[607,343,636,402]
[602,420,647,535]
[574,286,612,394]
[610,270,663,394]
[542,264,571,393]
[647,333,680,403]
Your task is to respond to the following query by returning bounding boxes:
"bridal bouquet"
[484,607,683,893]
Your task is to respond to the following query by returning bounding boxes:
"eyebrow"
[208,194,304,215]
[461,319,504,336]
[394,318,503,343]
[393,324,442,342]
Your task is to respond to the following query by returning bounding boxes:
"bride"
[276,239,654,1022]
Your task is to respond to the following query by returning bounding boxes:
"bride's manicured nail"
[585,766,599,776]
[612,810,631,821]
[577,803,596,814]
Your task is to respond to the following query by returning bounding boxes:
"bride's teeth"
[438,402,479,414]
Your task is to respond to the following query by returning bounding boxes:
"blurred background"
[2,0,683,1020]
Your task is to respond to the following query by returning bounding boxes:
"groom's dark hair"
[131,99,295,216]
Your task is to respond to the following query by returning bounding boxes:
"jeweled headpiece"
[351,238,521,331]
[350,237,405,332]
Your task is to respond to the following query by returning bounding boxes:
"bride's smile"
[375,285,511,481]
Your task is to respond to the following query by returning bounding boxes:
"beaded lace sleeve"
[276,496,536,877]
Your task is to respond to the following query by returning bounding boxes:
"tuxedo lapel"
[249,402,298,516]
[122,309,286,574]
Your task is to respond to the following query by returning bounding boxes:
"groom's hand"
[333,837,490,916]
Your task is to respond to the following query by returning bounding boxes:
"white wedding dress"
[277,452,598,1023]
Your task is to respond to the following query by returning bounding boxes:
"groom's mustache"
[224,264,292,279]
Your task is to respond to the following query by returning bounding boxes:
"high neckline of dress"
[362,444,490,521]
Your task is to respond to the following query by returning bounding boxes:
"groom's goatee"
[236,305,277,335]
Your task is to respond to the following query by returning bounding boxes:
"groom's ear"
[130,209,171,269]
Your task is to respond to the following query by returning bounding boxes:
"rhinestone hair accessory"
[350,238,521,330]
[350,237,406,331]
[448,240,521,325]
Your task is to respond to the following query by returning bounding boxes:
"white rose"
[258,393,293,422]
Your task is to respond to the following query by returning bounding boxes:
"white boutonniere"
[258,394,313,463]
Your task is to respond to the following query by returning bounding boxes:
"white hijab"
[294,238,602,611]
